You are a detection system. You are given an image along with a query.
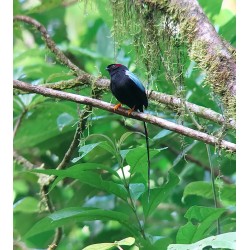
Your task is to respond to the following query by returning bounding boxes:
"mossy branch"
[14,76,235,129]
[13,80,236,152]
[13,14,235,129]
[132,0,236,118]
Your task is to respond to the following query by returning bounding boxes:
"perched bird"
[106,63,151,200]
[106,64,148,114]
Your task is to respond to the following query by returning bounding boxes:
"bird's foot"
[128,106,135,116]
[113,103,122,111]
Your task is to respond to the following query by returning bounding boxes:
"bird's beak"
[105,67,109,71]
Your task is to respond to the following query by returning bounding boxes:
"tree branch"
[13,15,84,76]
[13,80,236,152]
[119,121,233,184]
[14,76,235,129]
[139,0,236,116]
[13,14,235,129]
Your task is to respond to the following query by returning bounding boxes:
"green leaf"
[129,183,145,200]
[219,16,236,45]
[117,237,135,245]
[85,134,116,155]
[30,165,127,200]
[96,24,114,59]
[83,243,115,250]
[141,171,180,217]
[173,140,198,167]
[17,94,36,107]
[57,112,74,132]
[168,232,236,250]
[118,131,143,147]
[83,237,135,250]
[26,0,62,14]
[13,197,39,213]
[152,130,172,140]
[126,147,162,181]
[14,101,77,149]
[176,206,226,243]
[72,142,103,163]
[25,207,140,239]
[183,181,236,206]
[198,0,223,20]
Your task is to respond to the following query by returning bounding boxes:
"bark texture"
[139,0,236,117]
[13,80,236,152]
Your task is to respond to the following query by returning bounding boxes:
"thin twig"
[13,150,37,169]
[13,15,84,76]
[56,106,92,171]
[13,109,27,138]
[13,80,236,152]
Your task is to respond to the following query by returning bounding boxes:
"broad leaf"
[183,181,236,206]
[168,232,235,250]
[13,197,39,213]
[57,112,74,132]
[31,165,127,200]
[126,147,162,181]
[176,206,226,243]
[141,171,179,217]
[72,142,103,163]
[83,237,135,250]
[129,183,145,200]
[25,207,140,239]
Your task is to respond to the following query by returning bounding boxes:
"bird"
[106,63,151,201]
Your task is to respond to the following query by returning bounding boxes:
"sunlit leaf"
[83,237,135,250]
[168,232,235,250]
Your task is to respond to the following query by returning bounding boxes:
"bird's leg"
[128,106,135,116]
[113,103,122,111]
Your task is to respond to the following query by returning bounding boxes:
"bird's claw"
[113,103,122,111]
[128,106,135,116]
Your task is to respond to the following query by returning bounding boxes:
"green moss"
[109,0,235,124]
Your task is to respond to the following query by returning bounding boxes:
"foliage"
[13,0,236,249]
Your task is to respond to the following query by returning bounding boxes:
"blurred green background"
[13,0,236,249]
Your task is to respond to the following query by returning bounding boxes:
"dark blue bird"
[106,63,151,201]
[106,64,148,114]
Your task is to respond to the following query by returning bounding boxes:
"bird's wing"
[125,70,145,92]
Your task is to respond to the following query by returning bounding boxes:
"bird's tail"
[143,121,150,202]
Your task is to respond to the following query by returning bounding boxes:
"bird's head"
[106,64,127,73]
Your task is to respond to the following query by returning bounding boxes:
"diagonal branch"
[14,76,235,129]
[14,15,84,76]
[44,78,236,128]
[13,80,236,152]
[13,14,235,129]
[140,0,236,96]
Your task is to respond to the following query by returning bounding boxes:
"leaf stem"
[117,152,146,240]
[185,104,221,234]
[206,144,221,234]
